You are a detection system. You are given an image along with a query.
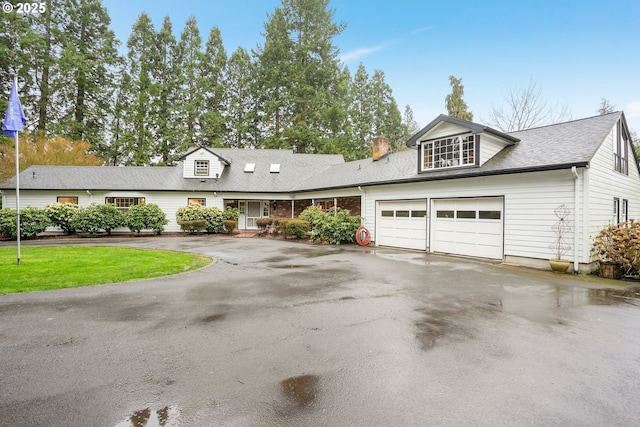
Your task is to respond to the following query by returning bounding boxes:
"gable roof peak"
[406,114,520,147]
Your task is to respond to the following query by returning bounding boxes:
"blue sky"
[102,0,640,132]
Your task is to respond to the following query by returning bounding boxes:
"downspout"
[571,166,579,273]
[357,186,366,226]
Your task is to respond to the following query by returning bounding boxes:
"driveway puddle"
[414,307,470,351]
[202,313,226,323]
[280,374,319,406]
[114,405,180,427]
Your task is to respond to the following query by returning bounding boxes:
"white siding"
[362,169,581,262]
[421,122,470,140]
[479,134,510,165]
[182,148,226,179]
[587,123,640,253]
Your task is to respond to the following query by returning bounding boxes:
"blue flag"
[3,79,26,138]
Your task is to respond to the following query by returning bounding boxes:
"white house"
[2,112,638,272]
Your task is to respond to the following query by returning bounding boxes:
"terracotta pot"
[549,259,571,273]
[599,262,621,279]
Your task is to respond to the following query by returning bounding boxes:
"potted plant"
[549,204,572,273]
[590,221,640,279]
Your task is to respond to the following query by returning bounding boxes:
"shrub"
[275,218,292,236]
[124,203,168,234]
[95,203,125,235]
[223,207,240,222]
[176,204,224,233]
[45,202,80,234]
[70,204,103,236]
[299,205,325,229]
[19,206,51,238]
[307,207,360,245]
[0,209,17,239]
[592,220,640,276]
[256,217,273,229]
[70,204,125,236]
[179,220,208,234]
[285,219,310,239]
[0,207,51,239]
[222,220,237,234]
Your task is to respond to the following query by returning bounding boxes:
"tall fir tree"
[199,27,228,147]
[349,64,374,159]
[122,13,158,165]
[256,0,345,153]
[56,0,121,143]
[445,75,473,121]
[175,17,204,148]
[225,48,258,148]
[153,16,180,164]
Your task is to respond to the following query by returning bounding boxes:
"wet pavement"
[0,236,639,426]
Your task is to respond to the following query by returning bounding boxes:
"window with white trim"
[188,198,206,206]
[105,197,145,212]
[622,199,628,222]
[613,198,620,224]
[195,160,209,176]
[614,121,629,175]
[57,196,78,204]
[422,134,475,171]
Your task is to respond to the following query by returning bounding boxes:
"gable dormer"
[406,115,520,173]
[180,147,230,179]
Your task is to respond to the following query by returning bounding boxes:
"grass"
[0,246,212,294]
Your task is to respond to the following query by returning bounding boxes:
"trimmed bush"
[0,207,51,239]
[275,218,292,236]
[223,220,237,234]
[303,206,360,245]
[124,203,168,234]
[285,219,310,239]
[176,204,224,233]
[69,203,125,236]
[256,217,273,229]
[0,209,17,239]
[45,202,80,234]
[179,220,207,234]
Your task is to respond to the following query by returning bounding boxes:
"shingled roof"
[0,112,625,193]
[0,148,344,192]
[294,112,625,191]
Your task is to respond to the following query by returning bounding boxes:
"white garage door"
[432,198,504,259]
[377,200,427,250]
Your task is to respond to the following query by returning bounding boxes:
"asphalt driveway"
[1,236,639,426]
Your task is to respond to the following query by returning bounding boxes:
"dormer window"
[195,160,209,176]
[421,134,475,171]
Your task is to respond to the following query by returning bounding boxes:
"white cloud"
[339,44,388,64]
[625,101,640,118]
[410,26,432,35]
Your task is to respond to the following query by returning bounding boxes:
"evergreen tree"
[445,75,473,121]
[370,69,403,148]
[56,0,121,143]
[199,27,228,147]
[121,13,157,165]
[401,104,419,142]
[175,17,204,148]
[349,64,374,158]
[256,0,345,153]
[225,48,258,148]
[153,17,180,164]
[598,98,615,115]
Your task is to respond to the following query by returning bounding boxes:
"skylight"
[244,163,256,173]
[270,163,280,173]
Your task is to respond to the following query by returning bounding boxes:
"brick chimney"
[372,136,390,161]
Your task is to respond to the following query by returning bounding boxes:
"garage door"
[377,200,427,250]
[431,198,503,259]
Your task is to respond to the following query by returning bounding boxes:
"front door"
[246,201,262,229]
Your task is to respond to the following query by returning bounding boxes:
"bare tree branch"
[486,79,572,132]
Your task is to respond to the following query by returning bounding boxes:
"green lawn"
[0,246,212,294]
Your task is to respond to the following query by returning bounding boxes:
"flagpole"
[14,75,20,265]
